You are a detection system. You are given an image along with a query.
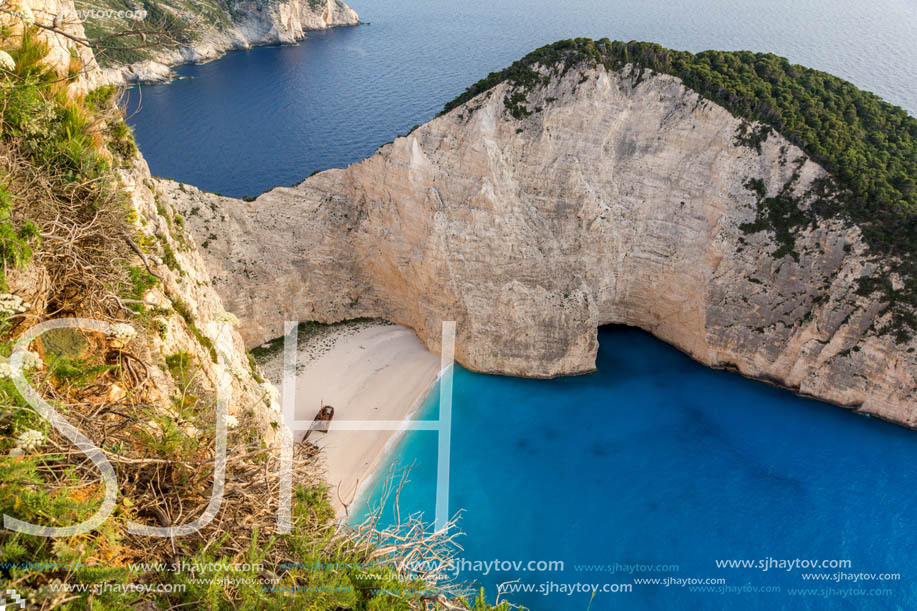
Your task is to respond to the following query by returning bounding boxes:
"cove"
[118,0,917,607]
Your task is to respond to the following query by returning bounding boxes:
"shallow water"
[123,1,917,607]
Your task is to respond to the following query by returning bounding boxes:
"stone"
[164,64,917,426]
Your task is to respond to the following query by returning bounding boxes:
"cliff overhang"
[167,41,917,426]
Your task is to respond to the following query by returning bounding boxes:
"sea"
[126,1,917,608]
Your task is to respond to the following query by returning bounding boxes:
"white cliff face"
[164,64,917,427]
[0,0,99,94]
[97,0,358,86]
[119,160,283,444]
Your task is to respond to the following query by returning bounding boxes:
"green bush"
[443,38,917,339]
[0,28,137,292]
[0,183,39,289]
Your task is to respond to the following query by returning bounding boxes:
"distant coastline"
[94,0,360,87]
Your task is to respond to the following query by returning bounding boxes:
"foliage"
[48,354,114,385]
[40,328,90,360]
[120,265,160,309]
[443,37,917,339]
[0,181,38,290]
[165,349,193,379]
[0,20,509,611]
[81,0,200,66]
[733,121,772,154]
[0,339,136,608]
[0,28,137,305]
[250,318,382,362]
[170,297,217,362]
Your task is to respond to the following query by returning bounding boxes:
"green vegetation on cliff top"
[443,38,917,340]
[79,0,203,65]
[0,28,509,611]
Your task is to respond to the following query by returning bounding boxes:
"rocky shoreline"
[95,0,359,87]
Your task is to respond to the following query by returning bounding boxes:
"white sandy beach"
[260,321,440,516]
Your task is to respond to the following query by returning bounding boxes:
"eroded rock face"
[164,64,917,426]
[120,160,284,444]
[98,0,358,86]
[0,0,99,94]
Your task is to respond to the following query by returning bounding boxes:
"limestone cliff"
[0,0,98,94]
[91,0,359,85]
[1,1,283,444]
[115,159,284,444]
[165,61,917,426]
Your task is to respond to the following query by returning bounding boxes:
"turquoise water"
[122,1,917,607]
[354,327,917,610]
[126,0,917,198]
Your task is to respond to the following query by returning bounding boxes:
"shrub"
[443,38,917,339]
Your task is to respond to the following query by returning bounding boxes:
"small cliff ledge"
[167,41,917,426]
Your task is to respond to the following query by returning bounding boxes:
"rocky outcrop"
[0,0,99,94]
[117,159,284,444]
[6,155,283,445]
[164,63,917,426]
[1,0,357,89]
[96,0,358,86]
[3,0,283,444]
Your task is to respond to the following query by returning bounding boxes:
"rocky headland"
[90,0,359,85]
[165,40,917,427]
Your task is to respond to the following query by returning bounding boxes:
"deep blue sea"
[126,0,917,198]
[125,1,917,608]
[353,328,917,610]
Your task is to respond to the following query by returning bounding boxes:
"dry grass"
[0,140,133,318]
